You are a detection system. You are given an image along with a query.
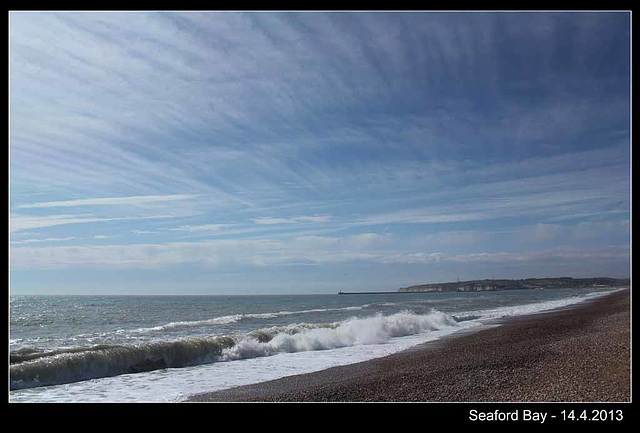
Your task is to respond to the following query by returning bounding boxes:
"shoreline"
[186,289,630,402]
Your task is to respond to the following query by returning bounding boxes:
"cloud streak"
[9,235,629,271]
[10,213,180,232]
[16,194,199,209]
[252,215,331,225]
[9,12,630,292]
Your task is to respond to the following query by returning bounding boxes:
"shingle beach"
[186,289,630,402]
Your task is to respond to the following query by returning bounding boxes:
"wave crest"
[10,310,456,391]
[10,336,235,390]
[223,310,457,360]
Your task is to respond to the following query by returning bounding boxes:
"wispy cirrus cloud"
[379,246,630,266]
[10,236,77,245]
[9,12,630,292]
[252,215,331,225]
[351,161,629,228]
[93,234,118,240]
[16,194,199,209]
[11,13,627,206]
[9,235,629,271]
[169,223,234,232]
[519,220,631,243]
[10,213,181,233]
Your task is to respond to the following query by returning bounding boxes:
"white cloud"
[131,230,155,235]
[412,231,489,248]
[294,215,332,223]
[16,194,199,209]
[572,220,631,241]
[9,229,630,271]
[252,215,331,225]
[379,246,630,265]
[347,233,389,249]
[293,235,341,246]
[520,223,567,242]
[10,214,118,232]
[252,217,294,225]
[10,237,76,245]
[8,13,630,286]
[10,213,179,232]
[518,220,630,243]
[351,164,628,229]
[93,234,118,239]
[169,223,233,232]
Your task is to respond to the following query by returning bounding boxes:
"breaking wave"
[222,310,456,360]
[10,310,456,390]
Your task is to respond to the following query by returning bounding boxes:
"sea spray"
[10,310,457,390]
[222,310,457,360]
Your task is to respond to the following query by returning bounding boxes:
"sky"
[9,11,631,295]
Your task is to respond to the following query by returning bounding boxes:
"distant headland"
[338,277,630,295]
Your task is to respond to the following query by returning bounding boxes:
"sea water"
[9,286,625,402]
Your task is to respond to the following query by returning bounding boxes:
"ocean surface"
[9,286,625,402]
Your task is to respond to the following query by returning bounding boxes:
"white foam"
[9,310,461,402]
[461,288,621,322]
[222,310,457,361]
[10,289,621,403]
[9,321,470,403]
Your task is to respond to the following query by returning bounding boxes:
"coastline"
[186,288,630,402]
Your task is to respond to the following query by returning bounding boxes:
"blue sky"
[9,11,630,294]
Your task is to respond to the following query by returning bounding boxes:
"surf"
[10,309,456,390]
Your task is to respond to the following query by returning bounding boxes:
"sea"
[9,286,625,402]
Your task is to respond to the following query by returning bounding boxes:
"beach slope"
[186,289,630,402]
